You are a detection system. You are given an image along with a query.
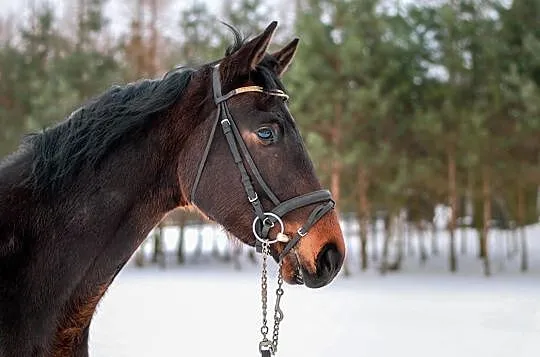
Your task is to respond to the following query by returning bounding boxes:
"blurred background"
[0,0,539,356]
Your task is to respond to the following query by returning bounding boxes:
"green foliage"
[287,0,539,224]
[0,0,538,225]
[222,0,270,36]
[0,2,121,156]
[172,2,221,65]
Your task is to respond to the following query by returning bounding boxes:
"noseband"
[190,64,335,261]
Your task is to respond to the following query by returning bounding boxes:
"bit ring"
[252,213,284,244]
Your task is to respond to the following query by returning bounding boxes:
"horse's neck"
[66,125,184,229]
[0,95,212,355]
[4,118,184,276]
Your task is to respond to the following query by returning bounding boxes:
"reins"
[190,64,336,356]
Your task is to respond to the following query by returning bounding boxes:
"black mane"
[23,24,285,198]
[26,68,195,196]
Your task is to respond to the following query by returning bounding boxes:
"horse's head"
[179,22,345,288]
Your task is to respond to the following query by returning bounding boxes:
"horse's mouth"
[273,247,304,285]
[291,250,304,285]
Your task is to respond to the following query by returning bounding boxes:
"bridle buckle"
[262,216,274,227]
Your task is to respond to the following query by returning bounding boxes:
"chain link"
[271,262,284,353]
[259,240,286,356]
[260,240,270,344]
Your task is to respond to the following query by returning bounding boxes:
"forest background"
[0,0,539,276]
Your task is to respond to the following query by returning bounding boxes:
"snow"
[89,223,540,357]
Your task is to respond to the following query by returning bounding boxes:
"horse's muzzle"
[302,243,343,288]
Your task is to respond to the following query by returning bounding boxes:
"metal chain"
[259,239,285,356]
[271,262,284,353]
[259,240,272,353]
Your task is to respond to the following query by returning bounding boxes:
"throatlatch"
[190,64,336,356]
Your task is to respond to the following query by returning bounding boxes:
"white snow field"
[90,224,540,357]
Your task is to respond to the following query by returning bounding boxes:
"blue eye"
[256,127,275,141]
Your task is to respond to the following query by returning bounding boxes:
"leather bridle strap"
[221,97,280,206]
[271,190,334,217]
[221,115,266,221]
[190,64,336,261]
[190,109,220,205]
[278,200,334,260]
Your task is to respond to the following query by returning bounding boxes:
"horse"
[0,21,345,357]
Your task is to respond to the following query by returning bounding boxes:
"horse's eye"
[256,127,275,142]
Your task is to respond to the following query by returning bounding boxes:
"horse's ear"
[271,38,299,76]
[221,21,278,78]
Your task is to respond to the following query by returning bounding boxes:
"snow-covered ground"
[89,224,540,357]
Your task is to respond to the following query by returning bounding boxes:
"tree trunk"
[498,230,507,272]
[406,222,414,256]
[193,223,203,260]
[125,0,145,79]
[537,184,540,221]
[537,153,540,219]
[147,0,158,76]
[371,219,379,261]
[506,229,517,260]
[460,226,467,255]
[461,173,471,255]
[480,167,491,276]
[391,214,404,271]
[447,147,458,272]
[152,224,165,268]
[431,223,439,256]
[176,212,186,264]
[357,165,370,271]
[379,215,392,275]
[418,225,428,266]
[520,227,528,273]
[517,184,528,272]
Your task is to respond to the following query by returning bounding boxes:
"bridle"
[191,64,335,259]
[190,64,336,356]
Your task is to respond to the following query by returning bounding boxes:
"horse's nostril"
[302,243,343,288]
[317,244,342,277]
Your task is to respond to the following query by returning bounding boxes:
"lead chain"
[260,240,270,350]
[259,240,285,356]
[271,262,284,353]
